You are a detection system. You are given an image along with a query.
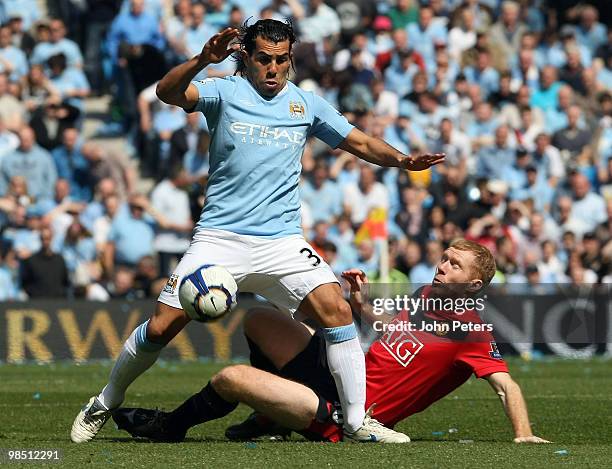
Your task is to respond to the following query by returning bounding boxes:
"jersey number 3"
[300,248,321,266]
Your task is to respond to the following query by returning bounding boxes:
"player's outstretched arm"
[485,372,551,443]
[338,127,445,171]
[156,28,240,111]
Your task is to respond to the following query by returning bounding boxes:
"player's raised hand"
[342,269,368,292]
[342,269,367,311]
[513,436,552,444]
[400,152,446,171]
[200,28,241,64]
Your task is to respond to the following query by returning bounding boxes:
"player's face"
[432,248,482,295]
[244,37,291,98]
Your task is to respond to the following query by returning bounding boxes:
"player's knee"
[211,365,248,395]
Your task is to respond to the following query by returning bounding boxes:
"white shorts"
[157,228,339,315]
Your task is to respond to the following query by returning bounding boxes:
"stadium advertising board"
[0,290,610,362]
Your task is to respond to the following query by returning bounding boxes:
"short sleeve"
[309,94,354,148]
[190,78,222,116]
[455,341,509,379]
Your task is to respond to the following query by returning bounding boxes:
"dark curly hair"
[233,19,297,74]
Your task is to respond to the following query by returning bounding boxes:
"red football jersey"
[364,287,508,427]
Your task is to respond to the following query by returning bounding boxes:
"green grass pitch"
[1,358,610,468]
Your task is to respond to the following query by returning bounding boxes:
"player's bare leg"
[113,365,319,441]
[70,302,189,443]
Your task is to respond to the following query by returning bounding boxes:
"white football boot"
[343,405,410,443]
[70,396,112,443]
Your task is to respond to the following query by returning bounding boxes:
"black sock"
[167,381,238,434]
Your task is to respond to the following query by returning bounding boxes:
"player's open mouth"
[433,277,443,284]
[264,80,277,87]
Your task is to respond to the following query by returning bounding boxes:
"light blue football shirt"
[191,75,354,238]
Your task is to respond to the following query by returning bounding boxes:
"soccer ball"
[179,265,238,322]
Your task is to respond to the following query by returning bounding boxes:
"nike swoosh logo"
[210,297,217,309]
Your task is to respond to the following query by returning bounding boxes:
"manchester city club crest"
[289,101,305,119]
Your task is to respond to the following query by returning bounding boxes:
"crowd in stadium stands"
[0,0,610,300]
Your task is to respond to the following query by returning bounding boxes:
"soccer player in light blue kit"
[71,20,445,443]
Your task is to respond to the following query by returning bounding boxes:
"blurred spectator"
[103,193,157,273]
[92,192,123,256]
[133,254,164,298]
[581,232,607,281]
[552,105,592,160]
[22,64,61,115]
[107,0,164,66]
[168,112,209,179]
[343,165,389,225]
[463,48,500,99]
[298,0,340,44]
[301,161,343,223]
[81,141,135,199]
[569,173,606,233]
[447,6,476,63]
[163,0,192,64]
[476,125,516,180]
[353,239,379,275]
[6,14,35,56]
[388,0,419,30]
[554,195,589,240]
[537,240,565,283]
[512,163,554,213]
[47,53,90,114]
[0,126,57,201]
[488,1,527,68]
[530,65,561,111]
[573,5,608,54]
[531,133,565,186]
[406,6,447,68]
[0,72,25,131]
[431,118,470,177]
[0,115,19,161]
[410,239,443,284]
[108,265,137,299]
[51,128,91,202]
[150,167,194,276]
[0,242,19,300]
[57,220,97,280]
[20,225,69,298]
[0,0,40,31]
[83,0,121,95]
[466,102,498,150]
[559,45,587,94]
[80,177,120,232]
[0,24,28,82]
[107,0,166,128]
[184,2,218,60]
[31,19,83,69]
[326,0,376,44]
